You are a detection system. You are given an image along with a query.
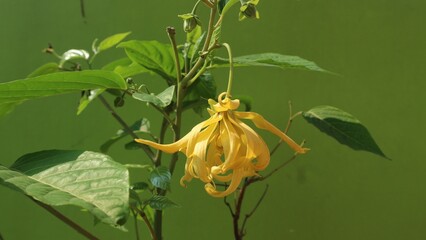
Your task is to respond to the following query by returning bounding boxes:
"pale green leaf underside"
[0,150,130,227]
[212,53,328,72]
[303,105,388,159]
[0,70,127,117]
[132,85,175,108]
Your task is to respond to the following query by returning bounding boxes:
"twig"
[254,153,300,183]
[133,207,157,240]
[224,196,235,216]
[240,184,269,236]
[132,210,141,240]
[270,101,302,156]
[98,95,156,163]
[31,198,99,240]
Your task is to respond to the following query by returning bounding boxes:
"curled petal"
[235,111,309,154]
[205,168,245,198]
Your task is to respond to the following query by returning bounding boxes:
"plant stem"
[31,198,99,240]
[181,1,217,87]
[222,43,234,97]
[240,184,269,235]
[98,95,156,163]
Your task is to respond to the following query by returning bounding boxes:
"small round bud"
[178,13,201,33]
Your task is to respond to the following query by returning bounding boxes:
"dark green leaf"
[59,49,90,68]
[220,0,239,16]
[125,141,143,150]
[97,32,131,53]
[147,195,179,210]
[130,182,150,191]
[218,0,230,13]
[184,72,217,115]
[212,53,328,72]
[118,40,183,84]
[233,95,252,111]
[100,118,151,153]
[27,62,60,78]
[0,70,127,117]
[149,166,171,190]
[0,150,130,227]
[303,105,388,159]
[132,85,175,108]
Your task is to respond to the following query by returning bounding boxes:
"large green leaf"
[0,70,127,117]
[118,40,183,84]
[303,106,388,159]
[0,150,130,227]
[211,53,328,72]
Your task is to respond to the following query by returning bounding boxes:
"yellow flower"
[135,92,308,197]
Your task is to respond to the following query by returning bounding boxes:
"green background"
[1,0,425,239]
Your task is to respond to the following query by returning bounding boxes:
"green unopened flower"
[178,13,201,33]
[239,0,260,21]
[135,92,308,197]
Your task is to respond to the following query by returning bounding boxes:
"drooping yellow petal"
[234,111,309,154]
[134,113,222,154]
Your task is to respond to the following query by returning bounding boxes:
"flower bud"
[178,13,201,33]
[239,0,260,21]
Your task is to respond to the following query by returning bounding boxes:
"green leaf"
[96,32,131,53]
[27,62,60,78]
[220,0,239,16]
[147,195,179,210]
[0,150,130,227]
[77,89,105,115]
[100,118,151,153]
[233,94,252,111]
[130,182,150,192]
[59,49,90,68]
[118,40,183,84]
[149,166,171,190]
[0,70,127,117]
[184,72,217,115]
[102,58,149,78]
[211,53,328,72]
[302,106,388,159]
[132,85,175,108]
[218,0,230,13]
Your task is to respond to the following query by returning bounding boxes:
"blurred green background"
[1,0,425,239]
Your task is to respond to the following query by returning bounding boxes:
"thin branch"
[98,95,156,163]
[254,153,300,183]
[240,184,269,236]
[132,210,141,240]
[270,101,302,157]
[133,207,157,240]
[31,198,99,240]
[233,178,249,240]
[166,27,182,83]
[224,196,235,216]
[181,1,217,87]
[155,118,169,165]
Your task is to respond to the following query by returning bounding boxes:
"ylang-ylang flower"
[135,92,308,197]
